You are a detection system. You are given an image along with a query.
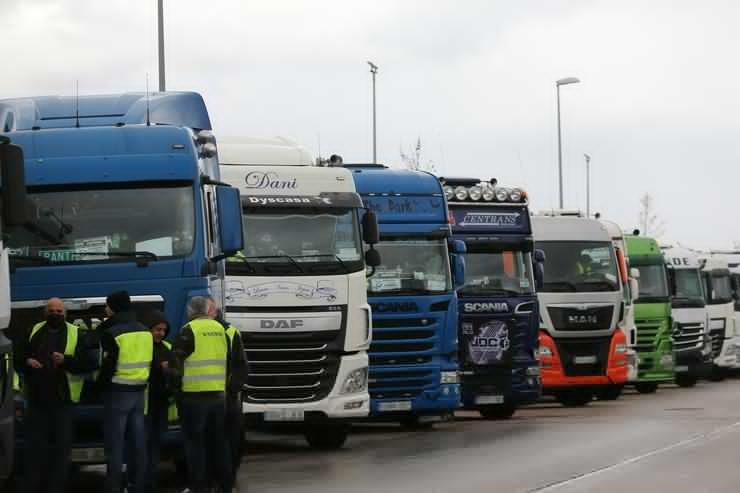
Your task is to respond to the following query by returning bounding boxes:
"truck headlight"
[440,371,459,384]
[526,366,540,376]
[615,343,628,354]
[538,346,553,357]
[340,368,368,394]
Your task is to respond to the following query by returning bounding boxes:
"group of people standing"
[15,291,247,493]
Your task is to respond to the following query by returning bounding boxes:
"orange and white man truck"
[533,212,628,406]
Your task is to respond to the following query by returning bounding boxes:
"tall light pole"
[157,0,166,92]
[584,153,591,217]
[368,61,378,164]
[556,76,580,208]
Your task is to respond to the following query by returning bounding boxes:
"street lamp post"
[584,153,591,217]
[556,77,580,208]
[158,0,166,92]
[368,61,378,164]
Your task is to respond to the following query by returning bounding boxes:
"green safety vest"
[29,321,84,403]
[112,329,153,387]
[182,318,228,393]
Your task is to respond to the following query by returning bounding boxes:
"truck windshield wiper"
[41,208,74,240]
[249,255,305,273]
[67,251,159,267]
[543,281,578,292]
[9,253,52,272]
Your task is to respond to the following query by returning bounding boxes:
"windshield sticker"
[136,237,174,257]
[370,277,402,292]
[427,279,447,291]
[227,280,337,302]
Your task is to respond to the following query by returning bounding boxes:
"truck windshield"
[459,248,534,297]
[6,184,195,266]
[535,241,619,292]
[226,207,363,275]
[674,269,704,300]
[706,272,733,304]
[367,238,452,294]
[635,264,669,301]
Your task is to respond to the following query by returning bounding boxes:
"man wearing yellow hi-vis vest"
[173,295,233,493]
[14,297,91,493]
[97,291,153,493]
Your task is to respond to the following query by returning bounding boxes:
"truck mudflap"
[538,330,628,388]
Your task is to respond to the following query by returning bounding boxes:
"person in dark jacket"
[215,310,248,487]
[98,291,153,493]
[16,297,93,493]
[143,310,175,493]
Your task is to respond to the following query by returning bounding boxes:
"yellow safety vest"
[29,321,84,403]
[112,329,153,387]
[182,318,228,393]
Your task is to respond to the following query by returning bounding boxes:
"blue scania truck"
[440,177,541,419]
[348,164,464,427]
[0,92,243,469]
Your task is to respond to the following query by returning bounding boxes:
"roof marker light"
[468,185,482,201]
[443,186,454,201]
[454,186,468,201]
[495,187,509,202]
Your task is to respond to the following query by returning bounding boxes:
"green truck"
[625,234,674,392]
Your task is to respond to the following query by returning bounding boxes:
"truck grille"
[368,312,442,400]
[554,336,611,377]
[635,318,664,353]
[242,329,343,403]
[548,306,614,331]
[673,322,704,353]
[709,327,724,358]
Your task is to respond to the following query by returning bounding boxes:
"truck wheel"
[479,403,516,420]
[400,415,435,431]
[304,424,350,450]
[675,374,697,388]
[555,389,592,407]
[594,385,623,401]
[709,365,726,382]
[634,382,659,394]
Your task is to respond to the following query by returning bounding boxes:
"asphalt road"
[27,378,740,492]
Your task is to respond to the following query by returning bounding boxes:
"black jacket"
[148,340,175,408]
[98,311,153,392]
[16,321,93,405]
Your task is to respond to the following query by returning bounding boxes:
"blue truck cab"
[0,92,243,467]
[348,164,464,426]
[440,178,541,419]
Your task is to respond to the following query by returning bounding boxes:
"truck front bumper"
[244,352,370,420]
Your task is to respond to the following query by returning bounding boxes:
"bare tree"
[400,137,437,173]
[638,193,666,238]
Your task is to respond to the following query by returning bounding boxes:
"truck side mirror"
[534,249,546,263]
[450,239,466,254]
[0,140,27,226]
[215,186,244,258]
[666,267,677,296]
[630,267,640,280]
[362,210,379,245]
[365,248,381,268]
[453,253,465,289]
[630,278,639,302]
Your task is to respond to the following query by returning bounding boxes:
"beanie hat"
[106,290,131,313]
[144,309,171,338]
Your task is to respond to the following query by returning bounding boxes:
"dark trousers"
[23,402,74,493]
[179,396,232,493]
[225,396,244,483]
[104,390,147,493]
[145,402,168,493]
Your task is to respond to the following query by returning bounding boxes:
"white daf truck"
[533,212,628,406]
[218,138,380,449]
[662,246,712,386]
[699,254,736,380]
[599,220,640,391]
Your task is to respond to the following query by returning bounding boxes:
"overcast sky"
[2,0,739,249]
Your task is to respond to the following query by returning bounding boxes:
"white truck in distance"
[699,254,736,380]
[662,245,712,387]
[715,250,740,370]
[218,138,379,449]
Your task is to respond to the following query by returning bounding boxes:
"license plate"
[378,401,412,412]
[475,395,504,405]
[264,409,305,422]
[674,365,689,372]
[573,355,597,365]
[70,447,106,464]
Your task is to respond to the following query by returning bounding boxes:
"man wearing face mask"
[15,298,89,493]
